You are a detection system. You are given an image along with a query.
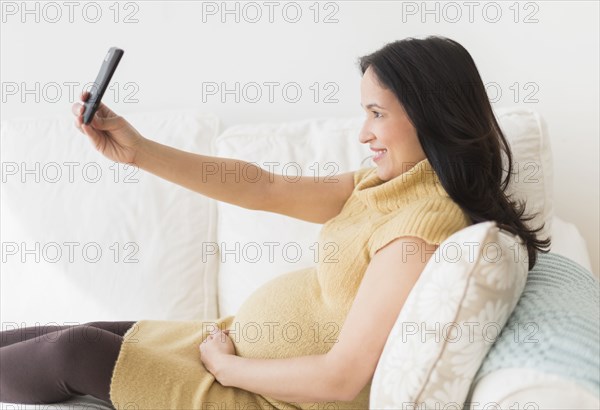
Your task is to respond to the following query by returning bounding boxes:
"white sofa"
[1,107,597,409]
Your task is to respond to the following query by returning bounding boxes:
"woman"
[0,35,550,409]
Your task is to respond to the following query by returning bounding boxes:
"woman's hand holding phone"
[72,90,146,165]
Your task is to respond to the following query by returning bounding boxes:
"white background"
[1,0,598,273]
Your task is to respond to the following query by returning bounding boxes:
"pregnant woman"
[0,35,550,409]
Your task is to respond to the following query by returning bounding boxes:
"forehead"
[361,66,382,90]
[360,67,396,106]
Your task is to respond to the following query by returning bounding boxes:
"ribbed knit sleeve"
[367,198,471,258]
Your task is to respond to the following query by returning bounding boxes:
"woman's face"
[359,66,426,181]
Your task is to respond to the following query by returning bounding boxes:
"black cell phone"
[83,47,124,125]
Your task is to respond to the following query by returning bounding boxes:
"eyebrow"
[360,103,386,110]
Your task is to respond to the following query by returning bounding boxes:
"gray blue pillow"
[468,252,600,399]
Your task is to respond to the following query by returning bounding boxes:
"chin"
[375,164,392,181]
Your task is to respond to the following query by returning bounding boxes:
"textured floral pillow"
[370,221,529,408]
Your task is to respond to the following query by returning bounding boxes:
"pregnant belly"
[229,266,341,360]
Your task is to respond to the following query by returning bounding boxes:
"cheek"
[389,121,416,145]
[377,123,397,145]
[399,119,418,139]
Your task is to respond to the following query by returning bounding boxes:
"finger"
[90,109,123,131]
[74,118,83,133]
[74,112,87,132]
[81,90,90,102]
[72,102,84,117]
[80,122,94,138]
[90,112,107,130]
[81,122,105,148]
[95,101,116,118]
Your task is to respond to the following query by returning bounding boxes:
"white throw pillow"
[369,221,529,408]
[493,106,554,242]
[550,215,593,274]
[214,107,552,318]
[1,109,221,327]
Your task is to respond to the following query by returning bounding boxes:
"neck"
[354,158,449,213]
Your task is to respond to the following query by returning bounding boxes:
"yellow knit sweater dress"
[109,157,472,409]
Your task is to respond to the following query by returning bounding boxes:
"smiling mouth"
[373,149,387,161]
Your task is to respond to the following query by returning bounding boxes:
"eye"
[371,111,382,118]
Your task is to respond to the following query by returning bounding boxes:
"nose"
[358,122,373,144]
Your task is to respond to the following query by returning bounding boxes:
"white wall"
[1,0,598,273]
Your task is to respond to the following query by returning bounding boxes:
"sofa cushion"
[550,215,593,274]
[465,368,600,410]
[369,221,529,408]
[494,106,554,242]
[0,109,221,326]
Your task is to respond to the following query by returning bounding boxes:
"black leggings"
[0,321,136,405]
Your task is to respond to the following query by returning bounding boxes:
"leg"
[78,321,137,337]
[0,324,124,404]
[1,321,136,348]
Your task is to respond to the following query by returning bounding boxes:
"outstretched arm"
[134,139,270,211]
[73,91,269,211]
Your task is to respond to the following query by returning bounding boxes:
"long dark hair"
[358,36,551,270]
